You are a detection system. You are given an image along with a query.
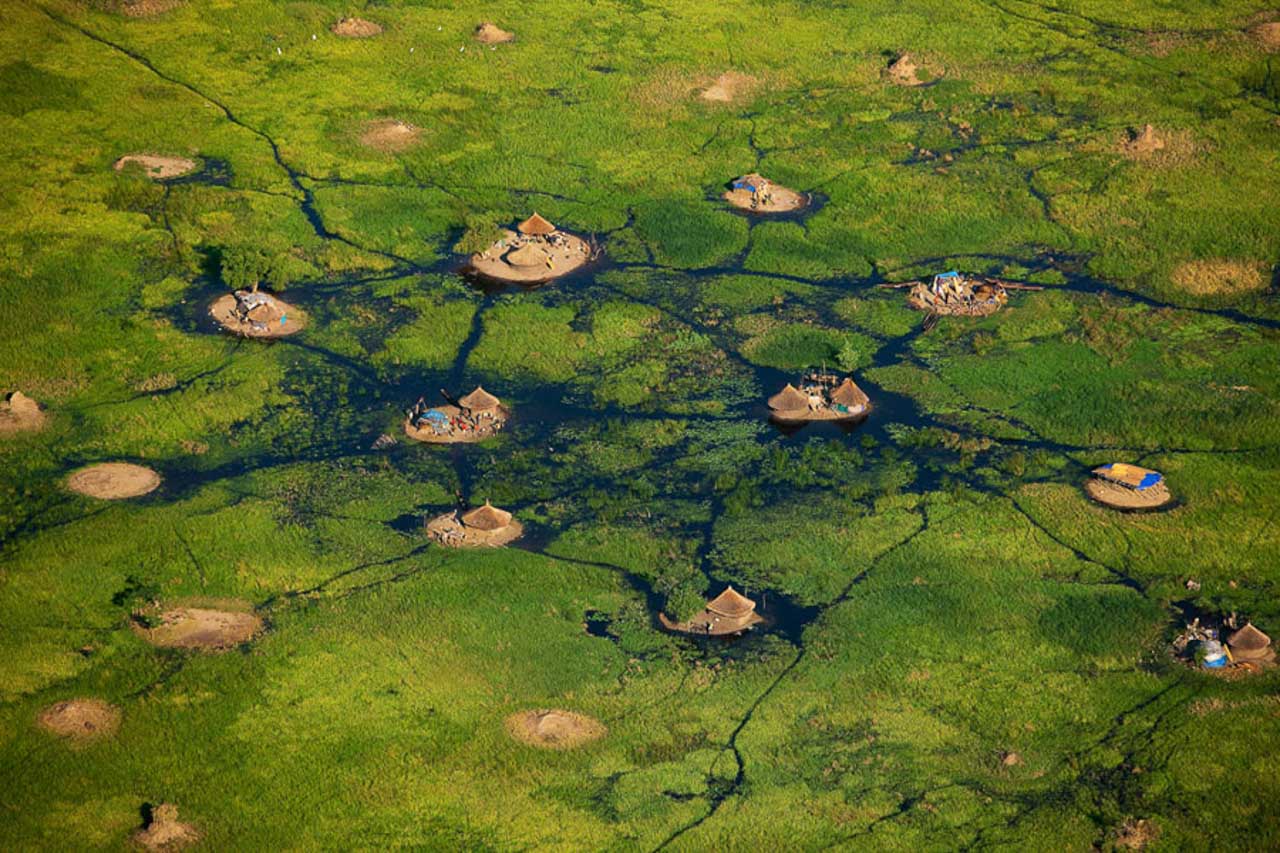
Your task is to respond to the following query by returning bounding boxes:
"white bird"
[276,47,282,55]
[459,46,465,52]
[311,34,317,40]
[410,47,415,53]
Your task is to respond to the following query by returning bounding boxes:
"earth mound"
[113,154,197,180]
[359,119,421,153]
[0,391,46,435]
[209,291,306,338]
[1123,124,1165,156]
[332,17,382,38]
[885,52,925,86]
[67,463,161,500]
[1171,259,1270,296]
[1253,21,1280,50]
[700,71,756,102]
[118,0,183,17]
[1084,478,1172,511]
[475,22,514,44]
[134,604,263,651]
[37,699,121,743]
[469,228,593,284]
[723,174,808,214]
[133,804,198,850]
[505,709,606,749]
[426,508,524,548]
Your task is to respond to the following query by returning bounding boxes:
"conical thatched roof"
[517,212,556,236]
[507,244,546,268]
[706,586,756,618]
[830,378,869,408]
[459,386,500,411]
[767,383,808,411]
[1227,623,1271,653]
[461,501,512,531]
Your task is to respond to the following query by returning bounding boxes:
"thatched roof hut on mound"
[659,586,764,637]
[209,290,306,338]
[1084,462,1172,510]
[468,213,593,284]
[405,387,509,444]
[723,173,808,213]
[768,373,871,425]
[906,272,1010,317]
[1227,623,1275,663]
[427,500,523,548]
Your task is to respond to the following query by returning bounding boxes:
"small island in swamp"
[2,0,1279,849]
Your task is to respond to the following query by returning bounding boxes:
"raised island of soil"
[359,118,420,153]
[67,463,161,500]
[133,603,263,651]
[659,586,765,637]
[426,503,523,548]
[37,699,121,744]
[475,22,514,44]
[133,804,198,851]
[505,710,606,749]
[723,173,808,214]
[209,291,306,338]
[768,375,870,425]
[884,52,933,87]
[332,17,382,38]
[1085,463,1173,511]
[468,213,593,284]
[113,154,198,180]
[0,391,46,435]
[405,387,510,444]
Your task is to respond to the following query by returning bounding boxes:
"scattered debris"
[723,173,808,213]
[67,463,161,500]
[427,501,523,548]
[405,387,509,444]
[371,433,397,450]
[132,804,198,851]
[659,586,764,637]
[331,17,382,38]
[113,154,197,180]
[474,22,514,44]
[1172,614,1273,675]
[209,290,306,338]
[884,271,1040,318]
[468,213,593,284]
[37,699,121,744]
[768,369,870,425]
[505,710,606,749]
[1084,463,1173,510]
[1185,578,1201,592]
[133,604,263,651]
[0,391,46,435]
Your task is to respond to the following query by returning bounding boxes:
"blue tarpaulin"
[1137,472,1163,490]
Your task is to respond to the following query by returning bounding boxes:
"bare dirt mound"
[332,17,382,38]
[475,22,514,44]
[37,699,121,744]
[1171,259,1270,296]
[468,229,593,284]
[113,154,197,179]
[359,119,421,153]
[117,0,183,17]
[1123,123,1165,156]
[426,510,523,548]
[505,709,606,749]
[208,292,306,338]
[885,53,927,86]
[133,804,198,850]
[0,391,46,435]
[1084,478,1173,511]
[1252,21,1280,50]
[700,71,757,103]
[134,604,262,651]
[67,463,161,500]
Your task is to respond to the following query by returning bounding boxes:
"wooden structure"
[659,586,764,637]
[1085,462,1172,510]
[724,173,808,213]
[427,500,523,548]
[768,372,870,425]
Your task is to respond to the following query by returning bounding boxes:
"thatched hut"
[1227,623,1274,663]
[427,500,523,547]
[469,213,592,284]
[830,377,870,412]
[517,212,557,237]
[459,386,501,414]
[768,375,870,425]
[767,383,809,418]
[1085,462,1172,510]
[659,585,764,637]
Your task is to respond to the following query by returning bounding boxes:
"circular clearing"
[1084,478,1173,511]
[133,605,263,651]
[37,698,121,744]
[505,709,606,749]
[468,230,592,284]
[475,22,514,44]
[360,118,421,153]
[67,463,161,500]
[208,291,306,338]
[724,180,807,214]
[0,391,46,435]
[426,509,523,548]
[113,153,198,180]
[332,17,382,38]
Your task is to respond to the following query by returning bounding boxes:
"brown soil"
[699,71,757,103]
[359,119,421,153]
[1170,259,1270,296]
[1123,124,1165,155]
[133,604,263,651]
[769,404,868,425]
[0,391,47,435]
[37,699,121,744]
[1084,478,1173,511]
[117,0,183,17]
[332,17,382,38]
[505,709,606,749]
[475,22,514,44]
[403,406,509,444]
[426,510,523,548]
[468,230,592,284]
[208,292,307,338]
[133,804,198,850]
[113,154,198,180]
[885,53,926,86]
[1113,816,1158,850]
[67,463,161,500]
[723,180,808,214]
[658,610,764,637]
[1252,21,1280,50]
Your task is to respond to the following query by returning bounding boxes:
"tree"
[835,338,861,372]
[220,246,288,292]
